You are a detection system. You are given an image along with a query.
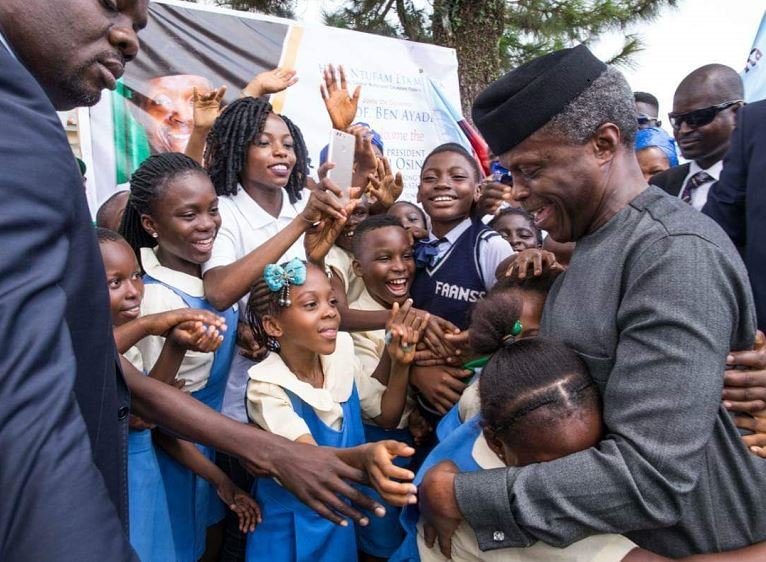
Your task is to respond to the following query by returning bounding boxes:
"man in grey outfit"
[420,45,765,558]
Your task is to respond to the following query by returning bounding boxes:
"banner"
[743,11,766,102]
[86,0,463,215]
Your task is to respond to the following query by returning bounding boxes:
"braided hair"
[204,97,309,204]
[119,152,206,269]
[246,260,325,353]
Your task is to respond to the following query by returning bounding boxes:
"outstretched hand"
[502,248,564,279]
[241,439,386,527]
[368,156,404,213]
[242,67,298,98]
[320,64,361,131]
[191,85,226,131]
[385,299,427,365]
[142,308,227,338]
[215,478,262,533]
[359,440,417,507]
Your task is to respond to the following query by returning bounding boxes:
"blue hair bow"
[263,258,307,306]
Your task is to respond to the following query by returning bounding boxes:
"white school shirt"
[416,433,638,562]
[246,332,386,441]
[136,247,215,393]
[202,185,308,422]
[326,245,366,303]
[679,160,722,211]
[426,218,514,291]
[349,287,414,429]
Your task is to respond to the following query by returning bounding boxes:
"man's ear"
[141,214,158,239]
[591,122,621,164]
[262,315,283,339]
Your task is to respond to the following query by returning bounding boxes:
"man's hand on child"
[361,441,417,507]
[421,460,462,559]
[214,477,262,533]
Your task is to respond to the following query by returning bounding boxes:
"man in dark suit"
[0,2,392,560]
[650,64,743,211]
[703,100,766,331]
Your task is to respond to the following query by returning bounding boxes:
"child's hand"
[215,478,262,533]
[410,364,472,414]
[477,179,513,216]
[367,157,403,212]
[422,314,461,360]
[360,441,417,507]
[302,178,361,263]
[503,248,564,279]
[407,407,433,446]
[349,124,378,187]
[169,320,224,353]
[242,67,298,98]
[128,413,155,431]
[191,85,226,131]
[142,308,227,338]
[320,64,360,131]
[385,299,427,365]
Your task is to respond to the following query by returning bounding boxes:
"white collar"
[141,247,205,297]
[427,217,472,244]
[248,332,355,409]
[351,287,388,312]
[230,184,302,230]
[471,432,505,469]
[689,159,723,181]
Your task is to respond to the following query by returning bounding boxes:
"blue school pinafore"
[144,275,238,562]
[245,383,365,562]
[127,426,176,562]
[389,416,484,562]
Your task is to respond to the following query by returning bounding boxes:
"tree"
[323,0,678,118]
[202,0,296,19]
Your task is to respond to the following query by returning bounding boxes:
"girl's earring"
[151,232,159,239]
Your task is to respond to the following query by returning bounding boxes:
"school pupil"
[487,207,543,251]
[244,259,421,562]
[411,142,514,331]
[97,228,259,562]
[388,201,429,242]
[435,269,556,441]
[347,214,424,559]
[119,153,242,562]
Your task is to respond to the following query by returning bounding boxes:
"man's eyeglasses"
[668,100,743,130]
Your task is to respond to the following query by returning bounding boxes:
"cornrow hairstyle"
[119,152,206,270]
[488,207,544,247]
[95,226,126,245]
[246,260,324,354]
[421,142,482,183]
[351,214,405,259]
[204,96,309,203]
[479,337,597,441]
[388,200,428,228]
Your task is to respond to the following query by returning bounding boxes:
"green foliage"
[203,0,296,19]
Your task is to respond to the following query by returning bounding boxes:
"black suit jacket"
[703,100,766,331]
[0,45,135,559]
[650,162,690,197]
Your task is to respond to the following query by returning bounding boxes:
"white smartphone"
[326,129,356,203]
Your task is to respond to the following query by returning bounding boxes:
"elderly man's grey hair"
[541,67,637,148]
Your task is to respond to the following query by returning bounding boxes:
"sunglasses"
[668,100,743,130]
[637,113,658,126]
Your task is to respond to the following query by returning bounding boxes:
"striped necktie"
[680,171,713,204]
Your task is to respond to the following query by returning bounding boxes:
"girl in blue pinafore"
[120,153,249,562]
[243,259,423,562]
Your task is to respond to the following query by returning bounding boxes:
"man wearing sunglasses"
[634,91,662,129]
[650,64,743,211]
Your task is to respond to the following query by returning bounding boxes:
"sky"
[291,0,765,132]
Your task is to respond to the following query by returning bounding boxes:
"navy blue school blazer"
[0,44,136,560]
